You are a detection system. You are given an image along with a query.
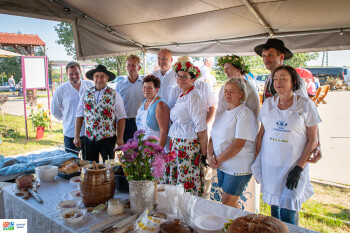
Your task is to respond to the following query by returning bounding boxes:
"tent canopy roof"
[1,0,349,59]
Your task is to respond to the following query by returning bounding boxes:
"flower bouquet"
[28,103,50,139]
[114,129,167,214]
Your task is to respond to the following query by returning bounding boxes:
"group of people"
[51,38,323,225]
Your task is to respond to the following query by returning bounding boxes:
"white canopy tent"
[0,0,349,60]
[0,48,23,58]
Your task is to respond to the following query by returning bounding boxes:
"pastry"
[59,161,80,174]
[228,214,289,233]
[15,174,34,188]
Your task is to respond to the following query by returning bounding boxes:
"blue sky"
[0,14,350,67]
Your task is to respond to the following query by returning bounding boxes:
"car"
[253,74,268,92]
[0,82,18,92]
[306,67,350,85]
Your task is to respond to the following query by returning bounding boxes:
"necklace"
[145,95,157,110]
[180,85,195,97]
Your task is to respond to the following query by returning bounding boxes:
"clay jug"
[80,163,115,207]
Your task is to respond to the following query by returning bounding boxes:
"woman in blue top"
[136,75,170,148]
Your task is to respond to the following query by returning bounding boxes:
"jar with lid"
[107,198,125,216]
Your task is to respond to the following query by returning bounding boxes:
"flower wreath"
[217,55,250,74]
[173,61,201,78]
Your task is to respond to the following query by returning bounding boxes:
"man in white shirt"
[254,38,322,163]
[74,65,126,162]
[152,49,177,103]
[199,57,216,88]
[51,61,94,156]
[116,55,145,143]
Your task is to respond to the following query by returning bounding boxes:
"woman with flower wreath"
[163,60,207,197]
[217,55,260,118]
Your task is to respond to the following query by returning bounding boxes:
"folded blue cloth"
[0,150,78,176]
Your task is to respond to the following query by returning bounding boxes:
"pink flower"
[130,141,138,150]
[151,155,165,179]
[146,136,159,141]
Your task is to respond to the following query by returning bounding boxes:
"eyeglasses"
[176,74,191,80]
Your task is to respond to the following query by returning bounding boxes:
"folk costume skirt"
[163,137,204,197]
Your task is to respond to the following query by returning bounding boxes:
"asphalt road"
[1,91,349,185]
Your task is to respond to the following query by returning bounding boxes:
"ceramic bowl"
[194,214,228,233]
[70,190,82,199]
[70,176,81,186]
[60,209,86,224]
[35,165,58,182]
[56,200,80,211]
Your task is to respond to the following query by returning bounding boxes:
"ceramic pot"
[80,163,115,207]
[129,180,155,215]
[36,126,45,140]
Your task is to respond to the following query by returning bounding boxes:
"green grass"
[259,182,350,233]
[0,114,63,156]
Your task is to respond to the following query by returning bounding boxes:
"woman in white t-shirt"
[216,55,260,118]
[163,60,208,197]
[252,65,321,224]
[208,78,258,208]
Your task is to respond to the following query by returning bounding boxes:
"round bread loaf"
[228,214,289,233]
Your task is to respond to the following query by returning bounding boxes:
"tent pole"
[142,48,147,75]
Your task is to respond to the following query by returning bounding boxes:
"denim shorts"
[217,169,252,196]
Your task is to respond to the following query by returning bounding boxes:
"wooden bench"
[315,85,330,105]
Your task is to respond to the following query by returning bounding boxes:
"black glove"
[286,166,303,190]
[201,154,209,168]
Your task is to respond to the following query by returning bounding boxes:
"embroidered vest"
[84,86,116,141]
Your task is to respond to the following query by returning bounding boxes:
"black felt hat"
[86,65,116,81]
[254,38,293,60]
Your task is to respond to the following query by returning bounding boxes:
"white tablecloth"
[1,178,317,233]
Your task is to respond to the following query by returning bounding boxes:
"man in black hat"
[254,39,322,163]
[74,65,126,162]
[254,38,307,102]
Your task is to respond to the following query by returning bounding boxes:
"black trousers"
[83,136,116,163]
[64,136,85,158]
[123,118,137,144]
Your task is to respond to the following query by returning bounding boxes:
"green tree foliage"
[285,52,319,68]
[54,22,76,58]
[54,22,128,75]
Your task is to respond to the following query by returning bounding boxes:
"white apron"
[251,94,314,211]
[136,97,160,139]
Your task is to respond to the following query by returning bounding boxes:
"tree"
[54,22,128,75]
[285,52,319,68]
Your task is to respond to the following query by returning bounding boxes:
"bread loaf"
[228,214,289,233]
[59,161,80,174]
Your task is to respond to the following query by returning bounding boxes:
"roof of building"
[0,32,45,46]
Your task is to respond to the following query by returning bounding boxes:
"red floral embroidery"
[85,103,91,111]
[184,182,190,190]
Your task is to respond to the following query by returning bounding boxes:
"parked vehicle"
[0,82,18,92]
[306,67,350,85]
[253,74,268,92]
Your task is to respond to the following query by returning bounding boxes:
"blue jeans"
[271,205,296,224]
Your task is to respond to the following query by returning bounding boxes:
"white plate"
[194,214,228,233]
[69,176,81,186]
[70,190,82,199]
[60,209,86,224]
